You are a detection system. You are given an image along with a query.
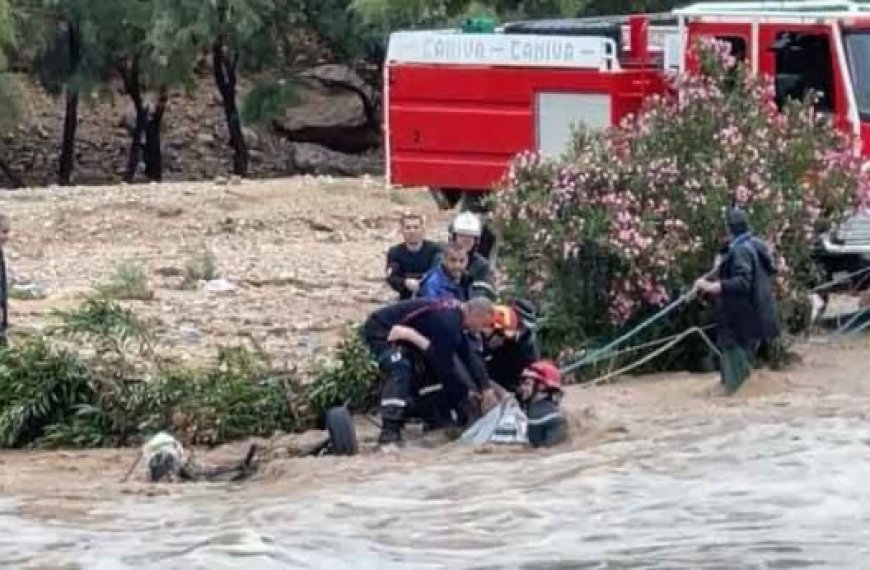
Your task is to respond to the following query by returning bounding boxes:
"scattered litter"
[179,324,202,345]
[9,282,48,300]
[203,278,236,293]
[305,331,319,354]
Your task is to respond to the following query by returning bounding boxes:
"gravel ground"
[0,176,449,372]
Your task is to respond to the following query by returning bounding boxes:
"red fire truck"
[385,0,870,199]
[384,0,870,265]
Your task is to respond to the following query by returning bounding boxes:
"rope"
[812,265,870,293]
[559,261,870,379]
[848,316,870,336]
[580,326,720,388]
[559,289,698,375]
[592,324,717,360]
[830,306,870,337]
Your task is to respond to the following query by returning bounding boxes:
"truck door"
[758,24,847,121]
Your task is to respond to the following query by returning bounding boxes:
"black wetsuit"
[524,394,568,448]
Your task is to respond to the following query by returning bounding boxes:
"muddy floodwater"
[2,337,870,569]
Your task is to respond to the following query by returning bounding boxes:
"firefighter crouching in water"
[518,361,568,448]
[482,303,540,394]
[695,208,780,395]
[362,297,499,445]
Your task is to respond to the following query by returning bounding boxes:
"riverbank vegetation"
[0,295,377,449]
[492,40,870,372]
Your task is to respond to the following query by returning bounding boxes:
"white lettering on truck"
[511,39,578,64]
[390,31,609,69]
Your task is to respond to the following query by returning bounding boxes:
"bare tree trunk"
[213,37,248,176]
[143,86,167,182]
[58,22,81,186]
[119,57,145,183]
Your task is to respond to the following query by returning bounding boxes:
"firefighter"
[386,212,441,300]
[417,241,468,301]
[695,208,780,395]
[517,360,568,449]
[482,303,540,393]
[449,211,496,300]
[361,297,497,445]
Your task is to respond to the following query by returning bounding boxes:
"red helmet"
[522,360,562,391]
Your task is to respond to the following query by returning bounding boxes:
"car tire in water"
[324,406,359,456]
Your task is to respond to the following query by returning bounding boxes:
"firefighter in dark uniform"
[361,297,497,444]
[517,360,568,449]
[482,303,540,393]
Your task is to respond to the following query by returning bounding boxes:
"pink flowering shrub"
[493,40,868,363]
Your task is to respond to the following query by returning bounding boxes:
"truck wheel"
[324,406,358,456]
[429,188,464,210]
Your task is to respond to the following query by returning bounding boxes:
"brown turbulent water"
[2,337,870,569]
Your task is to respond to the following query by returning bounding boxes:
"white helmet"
[452,211,482,238]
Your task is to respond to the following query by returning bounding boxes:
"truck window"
[844,32,870,121]
[771,32,835,112]
[715,36,747,62]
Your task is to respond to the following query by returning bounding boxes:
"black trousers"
[363,321,475,427]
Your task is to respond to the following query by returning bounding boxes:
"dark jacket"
[483,328,539,392]
[717,236,780,349]
[362,299,491,391]
[465,253,496,299]
[525,395,567,448]
[386,241,441,300]
[418,264,466,301]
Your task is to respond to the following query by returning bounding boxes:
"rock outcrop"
[273,64,381,155]
[0,64,384,188]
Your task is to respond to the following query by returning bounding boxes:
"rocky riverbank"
[1,176,446,371]
[1,64,383,189]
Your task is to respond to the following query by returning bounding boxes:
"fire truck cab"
[384,0,870,267]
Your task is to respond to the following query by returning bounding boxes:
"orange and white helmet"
[491,305,520,338]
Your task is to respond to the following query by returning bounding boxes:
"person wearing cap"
[517,361,568,448]
[386,212,441,300]
[447,211,496,300]
[482,302,540,393]
[695,208,780,395]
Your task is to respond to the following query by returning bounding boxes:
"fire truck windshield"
[844,32,870,120]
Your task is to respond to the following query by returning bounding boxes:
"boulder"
[298,64,376,103]
[288,143,382,177]
[273,65,380,154]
